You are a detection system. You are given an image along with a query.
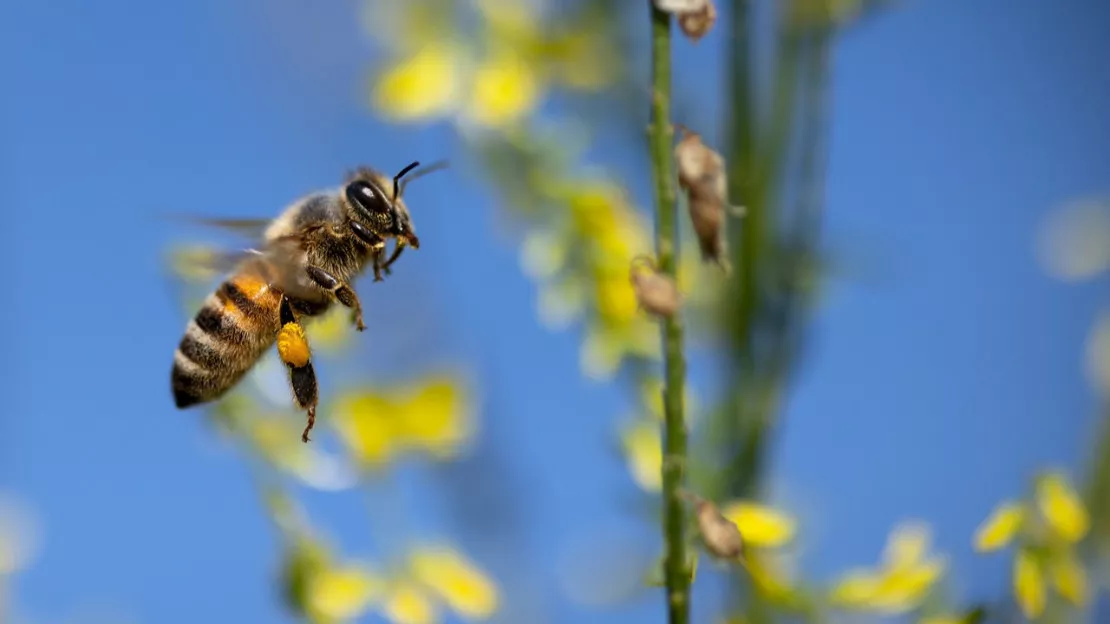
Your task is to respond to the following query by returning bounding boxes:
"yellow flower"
[620,420,662,492]
[596,275,640,326]
[333,391,401,468]
[332,375,474,469]
[409,545,500,619]
[371,42,466,123]
[392,376,475,461]
[830,521,946,614]
[306,564,384,621]
[1013,548,1046,619]
[463,48,541,128]
[1036,471,1089,543]
[382,580,438,624]
[1048,549,1089,605]
[371,545,499,624]
[973,502,1025,552]
[975,477,1092,621]
[743,551,797,600]
[719,501,797,548]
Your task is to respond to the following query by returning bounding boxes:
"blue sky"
[1,0,1108,622]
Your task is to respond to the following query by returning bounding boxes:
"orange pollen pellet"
[277,322,311,368]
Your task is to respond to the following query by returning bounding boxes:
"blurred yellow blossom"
[719,501,797,548]
[332,374,475,469]
[974,471,1092,620]
[621,419,662,492]
[306,563,384,622]
[973,501,1025,552]
[743,550,802,602]
[1013,549,1046,619]
[830,521,946,614]
[281,536,382,624]
[409,545,500,619]
[368,1,614,130]
[282,533,498,624]
[1036,471,1089,543]
[371,545,499,624]
[382,581,438,624]
[371,42,466,123]
[465,48,540,127]
[1048,549,1088,605]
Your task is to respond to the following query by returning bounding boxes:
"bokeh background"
[1,0,1108,623]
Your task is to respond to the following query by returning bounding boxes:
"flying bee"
[169,160,446,443]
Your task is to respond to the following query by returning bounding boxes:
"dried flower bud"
[630,256,682,318]
[678,1,717,41]
[680,490,744,560]
[655,0,718,42]
[674,125,741,273]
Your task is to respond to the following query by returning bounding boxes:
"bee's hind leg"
[277,295,319,443]
[305,265,366,332]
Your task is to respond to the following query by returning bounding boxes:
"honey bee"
[170,161,444,443]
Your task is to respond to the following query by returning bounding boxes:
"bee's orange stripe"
[218,273,281,328]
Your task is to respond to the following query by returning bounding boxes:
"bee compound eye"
[346,181,390,215]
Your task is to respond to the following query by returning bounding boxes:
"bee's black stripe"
[194,301,251,344]
[172,361,209,408]
[216,280,265,318]
[178,333,224,369]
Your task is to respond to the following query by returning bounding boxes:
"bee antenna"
[392,161,422,204]
[398,159,450,198]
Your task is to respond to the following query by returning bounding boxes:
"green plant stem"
[647,4,689,624]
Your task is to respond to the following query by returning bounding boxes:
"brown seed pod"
[629,255,682,319]
[674,125,740,273]
[655,0,718,42]
[677,0,717,41]
[680,490,745,560]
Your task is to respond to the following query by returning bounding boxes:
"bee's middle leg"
[305,265,365,331]
[277,295,319,443]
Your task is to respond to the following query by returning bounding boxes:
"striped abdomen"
[172,270,284,408]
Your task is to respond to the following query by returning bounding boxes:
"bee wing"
[165,244,269,283]
[163,214,273,242]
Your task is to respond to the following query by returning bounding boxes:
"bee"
[169,160,445,443]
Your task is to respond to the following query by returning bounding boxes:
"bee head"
[343,160,447,250]
[344,173,398,234]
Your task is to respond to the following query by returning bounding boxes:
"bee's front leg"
[371,247,388,283]
[305,265,366,331]
[381,238,408,273]
[277,295,319,443]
